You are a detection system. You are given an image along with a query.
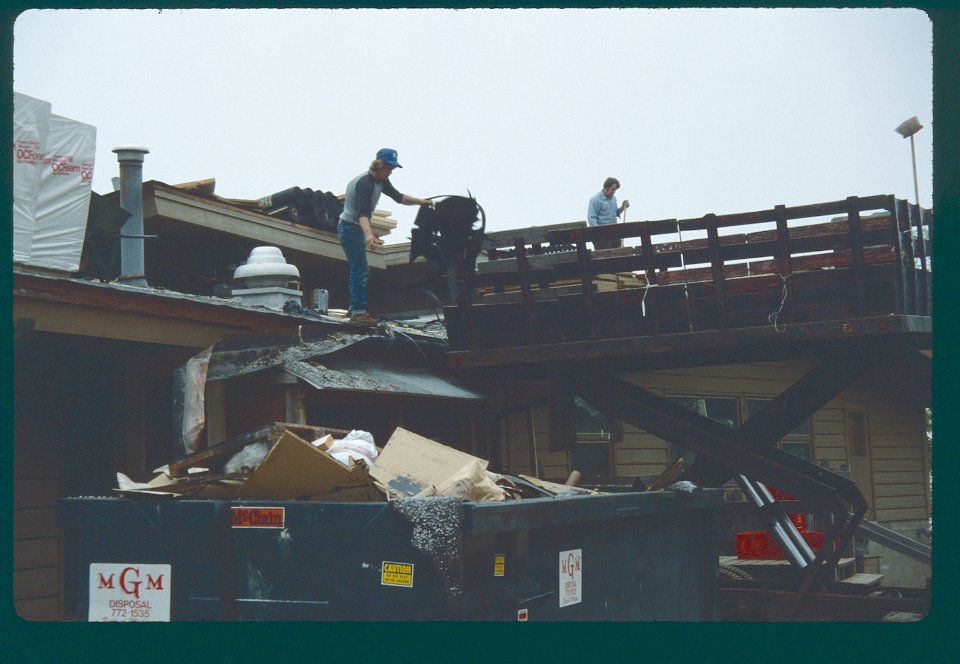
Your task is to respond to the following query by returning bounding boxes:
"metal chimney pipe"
[113,146,150,287]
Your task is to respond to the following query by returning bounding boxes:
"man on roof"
[587,177,630,249]
[337,148,433,326]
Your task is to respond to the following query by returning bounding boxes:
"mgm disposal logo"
[559,549,582,607]
[88,563,172,621]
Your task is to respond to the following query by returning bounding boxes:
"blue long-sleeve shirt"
[587,190,619,226]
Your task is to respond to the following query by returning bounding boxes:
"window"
[746,397,813,461]
[845,409,868,458]
[574,396,621,441]
[666,395,740,464]
[570,396,618,479]
[570,439,612,478]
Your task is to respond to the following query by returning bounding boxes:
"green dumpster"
[58,489,720,621]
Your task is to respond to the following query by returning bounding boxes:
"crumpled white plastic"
[223,442,271,474]
[322,430,378,469]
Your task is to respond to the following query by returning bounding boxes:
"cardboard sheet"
[370,427,505,501]
[237,431,382,501]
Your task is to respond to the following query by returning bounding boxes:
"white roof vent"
[234,246,300,288]
[232,246,302,310]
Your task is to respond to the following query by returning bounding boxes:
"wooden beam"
[483,220,586,249]
[575,371,849,512]
[14,298,236,348]
[681,347,872,489]
[12,272,334,348]
[445,315,931,369]
[145,184,387,270]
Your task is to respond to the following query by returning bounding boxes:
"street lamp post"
[894,116,930,283]
[894,115,923,210]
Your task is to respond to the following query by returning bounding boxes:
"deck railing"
[444,195,932,351]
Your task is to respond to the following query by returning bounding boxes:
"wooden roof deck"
[444,194,932,370]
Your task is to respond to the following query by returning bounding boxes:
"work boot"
[350,312,380,326]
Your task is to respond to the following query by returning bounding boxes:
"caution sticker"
[231,506,285,528]
[494,554,505,577]
[381,561,414,588]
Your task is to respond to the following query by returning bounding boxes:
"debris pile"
[113,423,605,503]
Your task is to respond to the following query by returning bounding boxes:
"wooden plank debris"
[838,573,884,589]
[163,422,348,478]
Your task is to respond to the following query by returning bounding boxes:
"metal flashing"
[286,359,486,401]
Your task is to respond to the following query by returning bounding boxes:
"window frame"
[745,396,814,462]
[573,395,623,443]
[665,393,741,465]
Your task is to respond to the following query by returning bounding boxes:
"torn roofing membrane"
[176,330,485,455]
[205,333,367,381]
[202,331,486,399]
[286,359,487,401]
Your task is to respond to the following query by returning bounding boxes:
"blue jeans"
[337,221,368,314]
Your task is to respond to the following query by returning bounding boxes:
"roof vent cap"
[233,246,300,288]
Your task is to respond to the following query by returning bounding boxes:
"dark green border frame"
[1,4,955,661]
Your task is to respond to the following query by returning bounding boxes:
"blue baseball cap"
[376,148,403,168]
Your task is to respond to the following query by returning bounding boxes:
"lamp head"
[895,116,923,138]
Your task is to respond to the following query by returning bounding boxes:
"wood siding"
[14,343,69,620]
[13,425,64,621]
[14,334,197,620]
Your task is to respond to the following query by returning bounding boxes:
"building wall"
[13,379,65,621]
[14,334,195,620]
[490,359,931,588]
[224,371,290,440]
[837,370,931,588]
[14,337,116,620]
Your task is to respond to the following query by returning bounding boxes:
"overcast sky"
[13,8,933,244]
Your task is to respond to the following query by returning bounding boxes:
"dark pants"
[337,221,368,314]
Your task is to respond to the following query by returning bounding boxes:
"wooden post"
[897,197,919,313]
[846,196,866,316]
[514,238,535,345]
[457,251,477,351]
[774,205,795,324]
[886,195,905,315]
[575,231,597,339]
[923,207,933,315]
[640,223,658,286]
[913,203,930,315]
[705,214,725,328]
